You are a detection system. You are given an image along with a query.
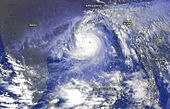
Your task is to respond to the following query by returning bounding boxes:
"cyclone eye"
[69,29,103,60]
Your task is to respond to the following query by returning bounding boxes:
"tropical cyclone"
[0,0,169,109]
[69,23,104,61]
[46,0,170,108]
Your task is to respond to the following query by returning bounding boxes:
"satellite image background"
[0,0,170,109]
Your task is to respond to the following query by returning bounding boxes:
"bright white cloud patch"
[69,23,103,61]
